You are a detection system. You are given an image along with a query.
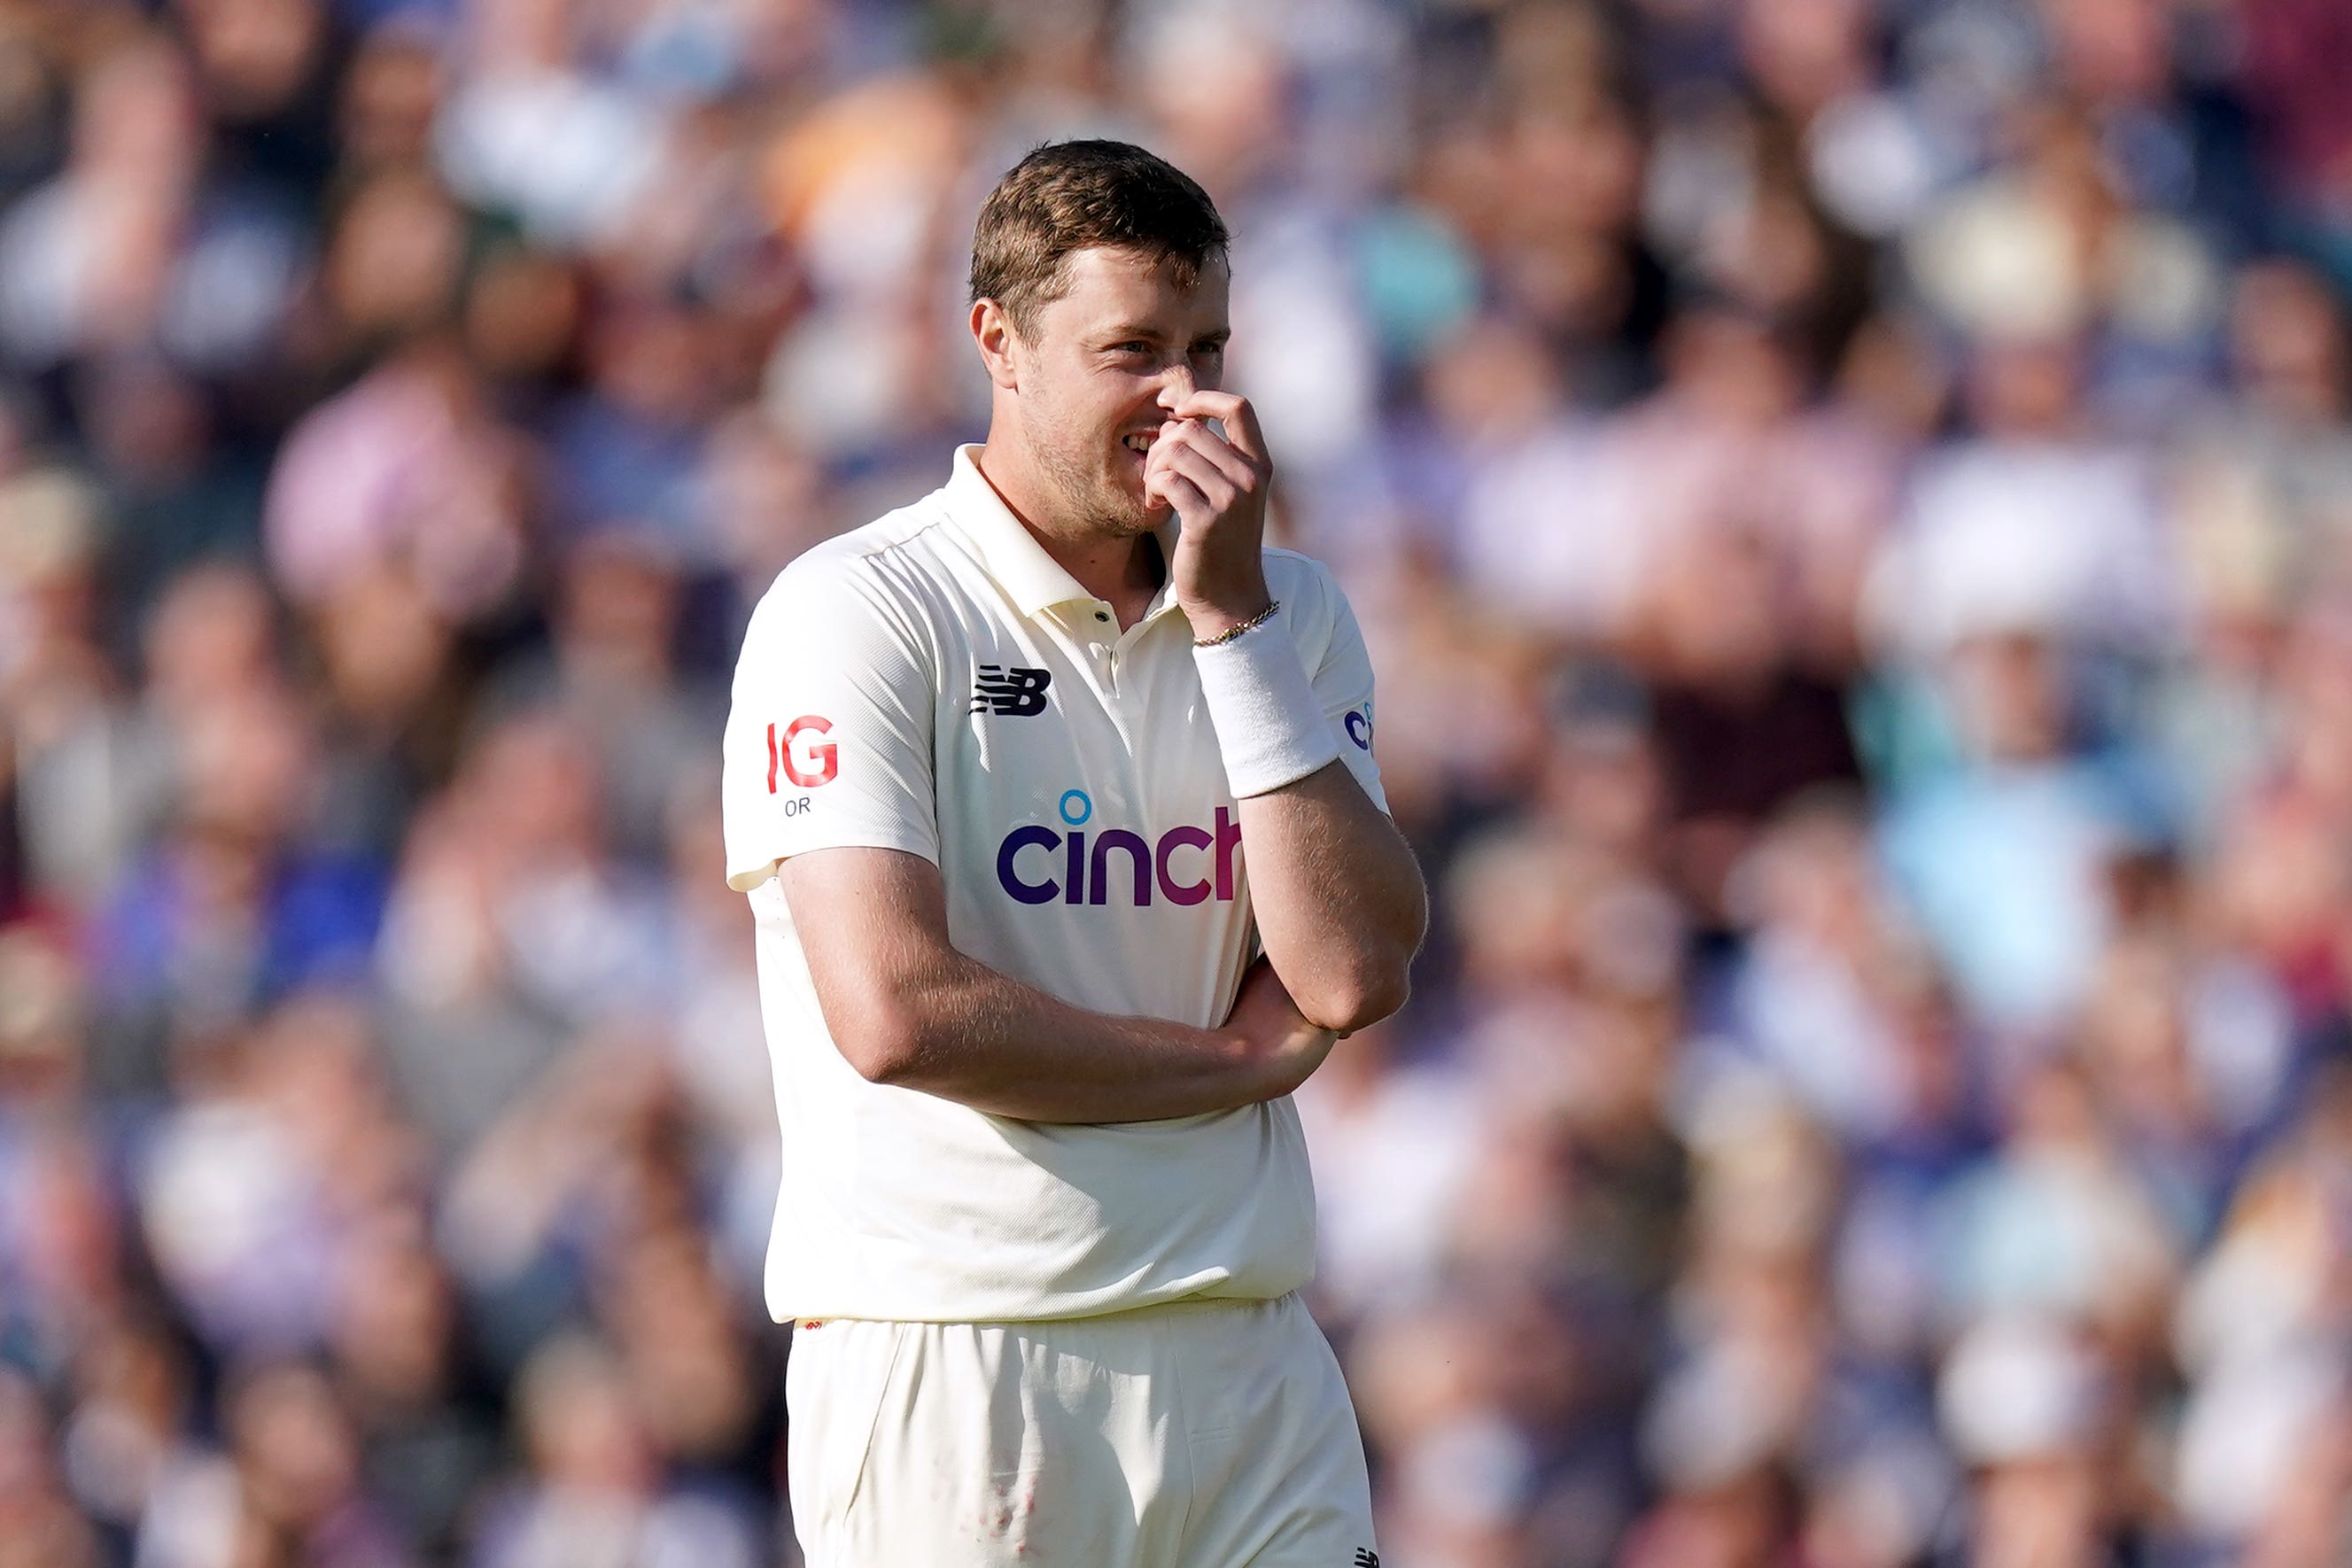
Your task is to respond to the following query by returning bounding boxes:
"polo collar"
[944,444,1183,625]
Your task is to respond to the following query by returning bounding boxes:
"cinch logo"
[767,715,837,790]
[995,789,1242,907]
[1344,702,1373,751]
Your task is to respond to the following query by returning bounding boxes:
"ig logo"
[767,716,838,792]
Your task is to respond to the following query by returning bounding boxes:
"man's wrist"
[1190,602,1342,797]
[1192,600,1280,648]
[1179,589,1274,643]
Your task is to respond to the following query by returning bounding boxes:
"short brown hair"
[968,141,1229,338]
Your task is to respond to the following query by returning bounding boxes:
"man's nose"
[1154,363,1195,414]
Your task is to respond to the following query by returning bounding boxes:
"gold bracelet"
[1192,600,1281,648]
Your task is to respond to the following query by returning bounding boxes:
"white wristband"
[1192,604,1341,797]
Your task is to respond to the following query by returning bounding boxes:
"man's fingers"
[1155,470,1215,520]
[1159,419,1256,489]
[1144,433,1214,514]
[1167,391,1268,470]
[1156,440,1238,514]
[1146,423,1244,501]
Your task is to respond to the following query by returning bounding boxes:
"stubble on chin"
[1035,443,1154,539]
[1088,493,1160,538]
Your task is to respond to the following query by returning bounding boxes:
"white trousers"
[785,1294,1378,1567]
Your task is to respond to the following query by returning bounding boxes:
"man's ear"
[971,299,1021,391]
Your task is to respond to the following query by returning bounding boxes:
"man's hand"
[1144,389,1274,640]
[1223,956,1339,1099]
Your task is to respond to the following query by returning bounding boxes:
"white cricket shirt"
[721,445,1386,1324]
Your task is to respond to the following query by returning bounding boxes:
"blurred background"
[4,0,2352,1564]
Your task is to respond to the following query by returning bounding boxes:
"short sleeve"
[1301,569,1389,814]
[721,555,939,891]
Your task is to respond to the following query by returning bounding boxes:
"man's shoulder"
[1254,547,1377,678]
[731,489,970,672]
[1259,546,1353,619]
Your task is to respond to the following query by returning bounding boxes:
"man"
[720,139,1426,1565]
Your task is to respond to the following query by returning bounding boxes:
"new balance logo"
[973,665,1052,718]
[1353,1552,1380,1567]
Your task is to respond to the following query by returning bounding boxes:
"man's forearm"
[782,847,1336,1123]
[867,952,1280,1122]
[1238,761,1428,1034]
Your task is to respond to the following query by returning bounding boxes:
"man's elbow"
[830,998,930,1086]
[1298,962,1412,1036]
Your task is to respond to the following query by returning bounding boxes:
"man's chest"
[934,609,1238,913]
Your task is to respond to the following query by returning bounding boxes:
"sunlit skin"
[969,246,1272,638]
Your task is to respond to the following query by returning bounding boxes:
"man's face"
[1005,245,1230,537]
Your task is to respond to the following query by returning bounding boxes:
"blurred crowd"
[4,0,2352,1564]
